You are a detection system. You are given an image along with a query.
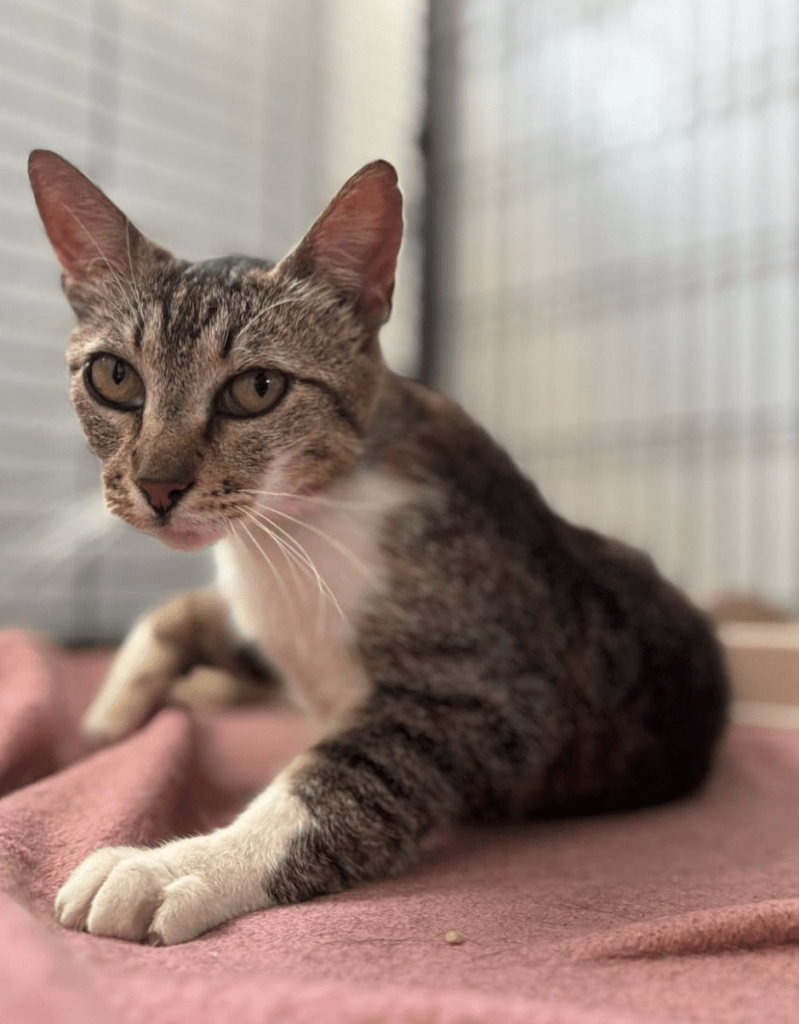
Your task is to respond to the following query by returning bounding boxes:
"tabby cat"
[28,150,729,945]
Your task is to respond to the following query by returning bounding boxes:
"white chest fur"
[214,469,413,725]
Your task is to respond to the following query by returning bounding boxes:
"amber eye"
[218,368,288,417]
[85,354,145,410]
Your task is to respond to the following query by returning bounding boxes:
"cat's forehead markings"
[199,302,220,330]
[148,279,219,357]
[130,259,289,365]
[220,328,235,359]
[132,310,145,350]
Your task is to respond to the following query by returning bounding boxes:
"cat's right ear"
[28,150,160,291]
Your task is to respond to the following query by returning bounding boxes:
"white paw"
[55,835,266,945]
[55,758,313,944]
[81,614,181,745]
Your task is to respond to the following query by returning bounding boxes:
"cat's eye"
[218,368,288,417]
[85,354,145,410]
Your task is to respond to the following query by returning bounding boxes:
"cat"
[28,149,729,945]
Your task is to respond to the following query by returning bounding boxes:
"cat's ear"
[28,150,161,286]
[283,160,403,328]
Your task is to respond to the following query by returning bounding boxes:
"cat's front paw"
[81,611,184,746]
[81,589,248,746]
[55,834,266,945]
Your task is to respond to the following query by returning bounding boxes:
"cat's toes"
[80,685,155,747]
[83,854,174,942]
[79,672,164,746]
[148,874,220,945]
[56,847,183,942]
[55,846,143,932]
[55,837,260,944]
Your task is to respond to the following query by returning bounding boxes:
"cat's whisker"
[262,524,306,596]
[243,506,346,627]
[242,488,384,512]
[235,504,322,607]
[236,295,304,345]
[233,517,292,607]
[235,507,339,643]
[241,491,374,578]
[245,505,347,625]
[254,502,372,580]
[3,492,120,583]
[235,516,291,599]
[232,504,305,597]
[247,510,321,592]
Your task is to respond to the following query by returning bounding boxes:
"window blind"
[0,0,426,641]
[431,0,799,605]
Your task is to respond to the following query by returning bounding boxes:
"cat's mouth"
[114,508,229,551]
[106,481,243,550]
[153,520,226,551]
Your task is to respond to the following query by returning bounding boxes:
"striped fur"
[30,151,729,943]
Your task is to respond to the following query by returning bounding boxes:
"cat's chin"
[150,522,225,552]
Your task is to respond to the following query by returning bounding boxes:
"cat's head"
[28,150,403,551]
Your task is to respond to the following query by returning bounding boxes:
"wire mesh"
[429,0,799,604]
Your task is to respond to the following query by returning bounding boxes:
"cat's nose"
[137,478,192,514]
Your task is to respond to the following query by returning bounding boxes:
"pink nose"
[137,479,192,513]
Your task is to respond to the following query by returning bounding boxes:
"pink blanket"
[2,629,799,1024]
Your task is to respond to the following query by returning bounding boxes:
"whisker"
[4,491,119,583]
[264,525,305,594]
[246,506,347,624]
[252,513,322,592]
[233,517,292,607]
[232,504,304,595]
[256,503,372,579]
[242,488,384,512]
[236,295,304,344]
[245,508,347,626]
[236,506,343,639]
[243,507,329,634]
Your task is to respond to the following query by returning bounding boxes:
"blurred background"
[0,0,797,642]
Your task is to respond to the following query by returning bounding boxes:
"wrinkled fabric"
[2,628,799,1024]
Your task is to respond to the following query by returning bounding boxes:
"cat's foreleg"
[55,715,462,944]
[81,588,273,745]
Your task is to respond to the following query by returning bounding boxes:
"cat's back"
[369,374,719,654]
[375,372,728,700]
[361,372,729,816]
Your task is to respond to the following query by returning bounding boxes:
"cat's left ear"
[282,160,403,329]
